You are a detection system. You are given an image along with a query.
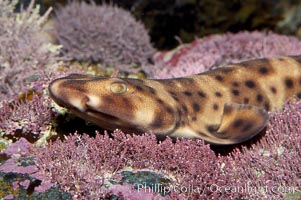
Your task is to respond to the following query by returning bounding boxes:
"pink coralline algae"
[54,1,155,67]
[1,138,31,158]
[148,31,301,78]
[33,99,301,199]
[0,94,53,140]
[0,138,72,199]
[33,131,219,199]
[0,0,60,99]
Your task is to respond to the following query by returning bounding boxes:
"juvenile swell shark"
[49,56,301,144]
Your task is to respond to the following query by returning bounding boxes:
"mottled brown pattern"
[233,119,244,128]
[183,91,193,96]
[232,82,239,87]
[197,91,206,98]
[213,103,219,111]
[192,102,201,112]
[245,80,256,88]
[232,89,240,96]
[284,78,294,89]
[207,125,218,133]
[215,75,224,81]
[270,87,277,94]
[215,92,222,97]
[264,102,270,110]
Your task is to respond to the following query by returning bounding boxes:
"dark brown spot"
[136,85,144,91]
[172,96,179,101]
[215,92,222,97]
[192,103,201,112]
[148,87,156,95]
[232,82,239,87]
[259,67,268,74]
[257,94,263,103]
[156,98,164,104]
[270,87,277,94]
[297,93,301,98]
[233,119,244,128]
[299,77,301,85]
[169,91,176,96]
[177,109,182,116]
[244,97,249,104]
[213,103,219,110]
[166,107,173,114]
[242,123,253,132]
[264,102,270,110]
[207,125,218,133]
[245,80,256,88]
[183,91,192,96]
[192,116,197,121]
[215,75,224,81]
[285,78,294,89]
[169,91,180,101]
[232,89,240,96]
[182,104,188,113]
[197,91,206,98]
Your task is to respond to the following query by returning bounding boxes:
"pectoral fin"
[208,103,269,145]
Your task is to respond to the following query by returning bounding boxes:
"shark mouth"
[68,106,142,133]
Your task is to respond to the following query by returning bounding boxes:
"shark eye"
[110,82,127,94]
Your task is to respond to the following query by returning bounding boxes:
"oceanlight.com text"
[136,182,298,196]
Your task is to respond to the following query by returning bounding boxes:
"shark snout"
[48,79,89,112]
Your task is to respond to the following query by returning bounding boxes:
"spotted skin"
[48,56,301,144]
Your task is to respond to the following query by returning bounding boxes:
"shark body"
[49,56,301,144]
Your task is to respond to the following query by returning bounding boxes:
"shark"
[48,55,301,145]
